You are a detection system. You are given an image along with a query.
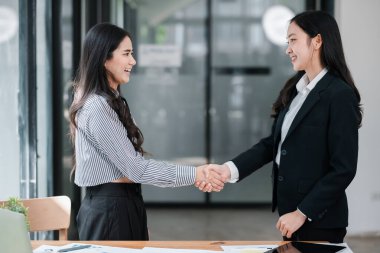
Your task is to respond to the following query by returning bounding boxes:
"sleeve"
[86,97,196,187]
[231,118,276,181]
[225,161,239,183]
[298,88,358,220]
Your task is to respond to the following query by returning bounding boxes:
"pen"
[57,244,92,252]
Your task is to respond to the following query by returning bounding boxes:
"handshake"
[194,164,231,192]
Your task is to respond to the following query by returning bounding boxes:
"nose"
[130,55,136,66]
[285,44,292,55]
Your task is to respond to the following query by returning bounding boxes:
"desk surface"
[32,240,285,251]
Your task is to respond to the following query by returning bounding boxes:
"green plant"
[1,197,29,229]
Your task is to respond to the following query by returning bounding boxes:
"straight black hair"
[272,11,362,127]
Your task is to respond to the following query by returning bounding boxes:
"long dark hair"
[69,23,145,167]
[272,11,363,127]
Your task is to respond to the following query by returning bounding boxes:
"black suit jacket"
[232,72,359,229]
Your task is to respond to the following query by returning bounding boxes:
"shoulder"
[323,72,356,100]
[78,94,119,124]
[324,72,352,92]
[83,94,107,108]
[82,94,113,114]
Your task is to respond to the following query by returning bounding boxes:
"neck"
[108,77,119,91]
[305,62,324,83]
[305,49,324,82]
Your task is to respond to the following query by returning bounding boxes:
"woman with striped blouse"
[69,23,225,241]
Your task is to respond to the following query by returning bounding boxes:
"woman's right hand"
[195,164,228,192]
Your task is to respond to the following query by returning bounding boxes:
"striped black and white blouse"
[74,94,196,187]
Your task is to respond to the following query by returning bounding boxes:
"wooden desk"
[32,240,285,251]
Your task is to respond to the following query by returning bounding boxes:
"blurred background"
[0,0,379,249]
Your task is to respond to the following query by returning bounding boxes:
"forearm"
[128,158,196,188]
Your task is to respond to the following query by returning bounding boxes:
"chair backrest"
[0,196,71,240]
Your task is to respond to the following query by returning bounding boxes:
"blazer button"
[278,176,284,181]
[281,149,287,155]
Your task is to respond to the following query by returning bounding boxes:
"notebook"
[0,208,33,253]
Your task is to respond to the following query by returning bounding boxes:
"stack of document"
[34,242,353,253]
[34,243,220,253]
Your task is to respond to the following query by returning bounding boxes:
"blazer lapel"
[274,87,297,146]
[284,73,332,140]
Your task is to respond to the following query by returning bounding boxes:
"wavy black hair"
[69,23,145,170]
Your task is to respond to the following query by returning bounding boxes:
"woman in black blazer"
[197,11,362,243]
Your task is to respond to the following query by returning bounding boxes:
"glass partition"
[124,0,308,204]
[210,0,306,203]
[124,0,207,203]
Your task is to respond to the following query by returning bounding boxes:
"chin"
[292,65,301,71]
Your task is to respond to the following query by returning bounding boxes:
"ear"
[104,60,109,71]
[313,34,323,50]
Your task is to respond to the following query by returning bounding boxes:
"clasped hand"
[194,164,231,192]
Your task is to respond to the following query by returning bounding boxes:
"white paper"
[33,242,354,253]
[33,243,142,253]
[221,245,277,253]
[142,247,219,253]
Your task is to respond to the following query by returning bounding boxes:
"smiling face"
[285,21,323,79]
[104,36,136,90]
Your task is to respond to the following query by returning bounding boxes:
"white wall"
[0,1,20,200]
[335,0,380,235]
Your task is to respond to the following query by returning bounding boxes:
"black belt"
[86,182,142,198]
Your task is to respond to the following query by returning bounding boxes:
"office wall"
[335,0,380,235]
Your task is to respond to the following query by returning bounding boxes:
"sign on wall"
[138,44,182,67]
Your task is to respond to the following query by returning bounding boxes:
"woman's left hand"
[276,210,307,239]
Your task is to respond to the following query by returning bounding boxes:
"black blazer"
[232,72,359,229]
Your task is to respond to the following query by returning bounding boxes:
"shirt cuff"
[174,165,196,187]
[225,161,239,183]
[297,207,312,222]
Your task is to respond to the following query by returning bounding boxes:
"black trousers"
[283,222,347,243]
[77,183,149,240]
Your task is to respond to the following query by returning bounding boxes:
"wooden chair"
[1,196,71,240]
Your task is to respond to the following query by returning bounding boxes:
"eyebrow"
[123,49,133,52]
[287,33,296,39]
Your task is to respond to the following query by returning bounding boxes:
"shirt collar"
[296,68,328,94]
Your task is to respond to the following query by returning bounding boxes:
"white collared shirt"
[227,68,328,182]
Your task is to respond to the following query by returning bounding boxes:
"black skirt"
[77,183,149,240]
